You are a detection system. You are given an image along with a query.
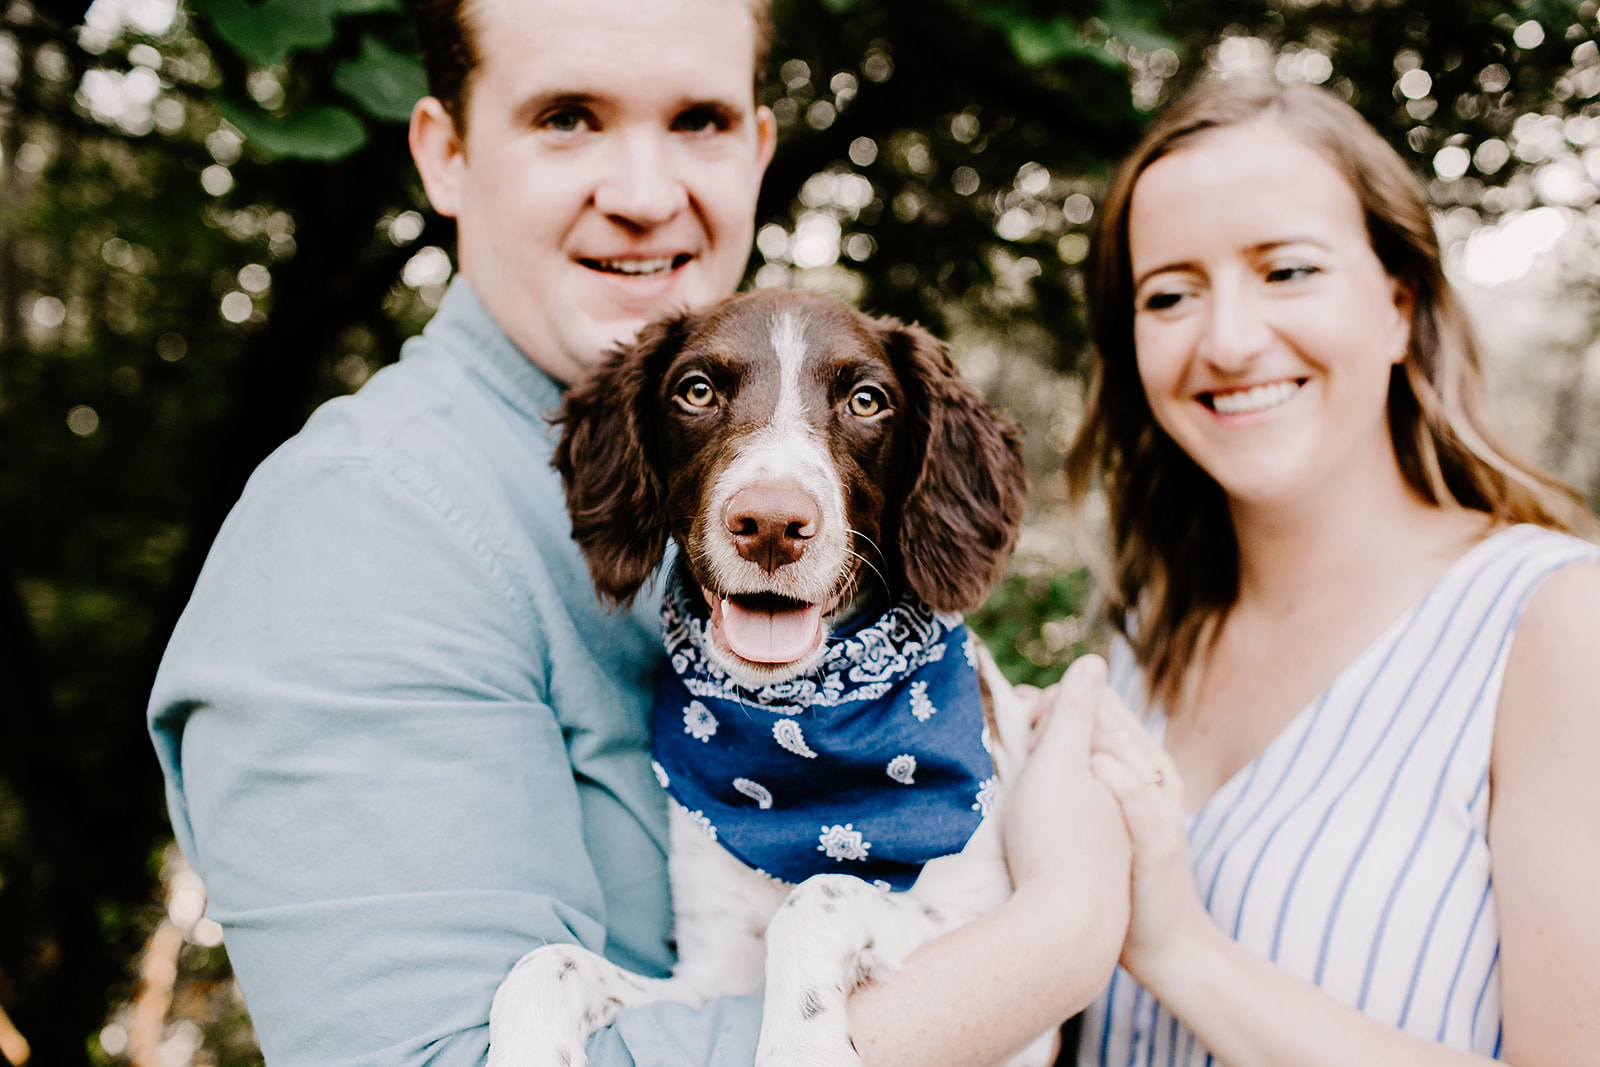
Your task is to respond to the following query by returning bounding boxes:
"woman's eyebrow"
[1132,237,1335,289]
[1132,261,1196,291]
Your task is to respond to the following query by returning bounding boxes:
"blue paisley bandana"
[651,571,997,891]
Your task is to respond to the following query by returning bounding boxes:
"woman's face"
[1127,119,1414,513]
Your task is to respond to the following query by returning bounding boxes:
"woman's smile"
[1201,378,1306,417]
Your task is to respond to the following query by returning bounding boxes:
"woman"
[1065,79,1600,1066]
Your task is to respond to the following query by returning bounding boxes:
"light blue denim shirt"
[149,279,762,1065]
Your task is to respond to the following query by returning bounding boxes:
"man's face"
[412,0,776,384]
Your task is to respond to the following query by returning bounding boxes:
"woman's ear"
[1389,275,1417,366]
[884,320,1029,613]
[554,312,696,606]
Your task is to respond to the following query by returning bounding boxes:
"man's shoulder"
[285,338,488,465]
[208,331,580,606]
[264,333,553,503]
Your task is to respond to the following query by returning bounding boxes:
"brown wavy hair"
[410,0,774,135]
[1065,77,1596,710]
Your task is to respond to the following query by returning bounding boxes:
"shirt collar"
[415,277,566,423]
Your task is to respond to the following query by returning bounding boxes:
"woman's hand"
[846,655,1132,1066]
[1011,682,1055,752]
[1087,691,1215,988]
[1003,656,1121,890]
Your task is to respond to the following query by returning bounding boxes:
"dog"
[487,289,1051,1066]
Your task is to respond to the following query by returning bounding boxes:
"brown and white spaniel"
[488,290,1053,1067]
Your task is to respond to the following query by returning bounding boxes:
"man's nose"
[1198,281,1271,372]
[593,130,688,229]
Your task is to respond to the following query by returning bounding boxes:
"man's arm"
[150,445,764,1066]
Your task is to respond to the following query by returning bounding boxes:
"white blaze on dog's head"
[698,308,852,683]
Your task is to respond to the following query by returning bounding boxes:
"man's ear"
[755,105,778,175]
[410,97,464,219]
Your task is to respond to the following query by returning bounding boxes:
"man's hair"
[1064,77,1596,711]
[412,0,774,135]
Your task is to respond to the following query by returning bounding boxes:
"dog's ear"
[554,311,696,607]
[884,320,1028,614]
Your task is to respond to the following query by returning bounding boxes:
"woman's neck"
[1226,447,1476,616]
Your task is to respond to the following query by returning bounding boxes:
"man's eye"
[674,105,732,134]
[540,108,593,133]
[848,387,885,417]
[677,377,716,408]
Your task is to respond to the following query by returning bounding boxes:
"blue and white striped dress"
[1079,524,1600,1067]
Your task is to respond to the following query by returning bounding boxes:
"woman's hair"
[1065,77,1596,710]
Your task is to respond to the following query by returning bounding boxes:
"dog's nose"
[724,484,821,573]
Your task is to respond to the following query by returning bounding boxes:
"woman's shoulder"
[1442,520,1599,603]
[1506,547,1600,659]
[1493,533,1600,751]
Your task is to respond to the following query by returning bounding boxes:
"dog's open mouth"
[703,589,831,665]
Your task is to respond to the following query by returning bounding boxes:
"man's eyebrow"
[675,97,746,124]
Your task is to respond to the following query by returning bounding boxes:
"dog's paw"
[488,944,658,1067]
[753,978,865,1067]
[755,1041,866,1067]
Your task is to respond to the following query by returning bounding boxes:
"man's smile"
[579,253,694,276]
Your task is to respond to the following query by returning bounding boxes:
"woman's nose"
[1198,282,1271,372]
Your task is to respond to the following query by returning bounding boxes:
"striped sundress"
[1079,523,1600,1067]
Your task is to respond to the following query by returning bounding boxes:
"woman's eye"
[1267,264,1318,283]
[848,388,885,417]
[677,377,716,408]
[1143,292,1183,311]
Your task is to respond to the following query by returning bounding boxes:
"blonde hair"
[1065,78,1596,710]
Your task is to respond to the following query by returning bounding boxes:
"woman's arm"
[846,655,1134,1067]
[1090,557,1600,1067]
[1487,560,1600,1065]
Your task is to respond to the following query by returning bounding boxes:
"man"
[150,1,1127,1063]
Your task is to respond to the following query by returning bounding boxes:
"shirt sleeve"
[149,448,764,1066]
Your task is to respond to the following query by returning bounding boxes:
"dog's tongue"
[712,596,823,664]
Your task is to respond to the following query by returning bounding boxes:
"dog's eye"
[848,388,885,417]
[677,377,716,409]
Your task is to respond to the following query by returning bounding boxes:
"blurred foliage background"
[1,0,1598,1062]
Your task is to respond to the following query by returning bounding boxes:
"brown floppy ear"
[885,320,1028,614]
[553,311,697,606]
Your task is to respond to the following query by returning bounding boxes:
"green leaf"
[326,0,405,12]
[956,3,1124,69]
[192,0,337,67]
[820,0,865,10]
[334,35,429,122]
[1005,17,1078,66]
[221,98,369,160]
[1099,0,1180,54]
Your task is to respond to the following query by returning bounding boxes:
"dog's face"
[556,289,1027,684]
[653,294,909,678]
